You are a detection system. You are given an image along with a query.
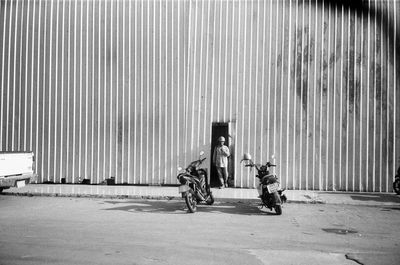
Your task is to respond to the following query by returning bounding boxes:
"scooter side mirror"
[199,151,205,156]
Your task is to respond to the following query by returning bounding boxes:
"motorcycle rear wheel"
[393,178,400,195]
[185,192,197,213]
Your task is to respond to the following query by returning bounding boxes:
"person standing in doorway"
[213,136,230,189]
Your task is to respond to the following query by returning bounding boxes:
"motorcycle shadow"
[102,200,280,215]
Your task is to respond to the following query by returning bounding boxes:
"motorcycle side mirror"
[199,151,205,156]
[177,166,183,171]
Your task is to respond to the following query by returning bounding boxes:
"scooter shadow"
[102,199,280,216]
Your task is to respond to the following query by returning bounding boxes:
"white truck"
[0,152,37,193]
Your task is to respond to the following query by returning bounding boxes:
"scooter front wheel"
[184,192,197,213]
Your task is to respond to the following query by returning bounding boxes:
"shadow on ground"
[319,192,400,203]
[101,199,281,216]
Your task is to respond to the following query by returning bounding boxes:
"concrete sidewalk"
[2,184,400,206]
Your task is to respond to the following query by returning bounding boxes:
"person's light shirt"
[213,145,230,167]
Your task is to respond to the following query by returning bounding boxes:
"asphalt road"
[0,196,399,265]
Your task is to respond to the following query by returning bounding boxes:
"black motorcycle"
[177,151,214,213]
[393,164,400,195]
[241,153,286,215]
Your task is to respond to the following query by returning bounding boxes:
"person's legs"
[216,167,225,188]
[221,167,228,187]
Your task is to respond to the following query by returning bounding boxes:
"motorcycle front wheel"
[393,178,400,195]
[185,192,197,213]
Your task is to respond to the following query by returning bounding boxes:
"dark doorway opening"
[210,123,229,188]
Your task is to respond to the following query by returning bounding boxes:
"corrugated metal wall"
[0,0,189,184]
[185,0,400,191]
[1,0,399,191]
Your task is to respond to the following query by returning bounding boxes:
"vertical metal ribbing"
[265,1,274,169]
[352,6,356,192]
[235,0,241,188]
[53,0,59,181]
[151,0,155,183]
[279,0,286,185]
[157,0,161,183]
[305,0,310,190]
[393,0,397,189]
[325,1,330,191]
[6,0,12,151]
[72,0,77,183]
[223,0,228,121]
[78,0,83,182]
[299,0,304,190]
[35,0,42,181]
[139,0,143,183]
[203,0,210,145]
[84,0,89,181]
[345,5,350,191]
[383,1,389,192]
[145,0,149,184]
[17,0,24,150]
[372,0,377,192]
[170,1,174,183]
[1,0,399,189]
[102,0,106,182]
[253,0,260,173]
[331,3,336,191]
[286,0,292,187]
[217,0,222,122]
[97,0,101,183]
[229,0,234,123]
[339,3,344,190]
[312,0,317,189]
[127,0,132,184]
[23,0,30,151]
[0,0,8,151]
[196,0,203,157]
[240,0,247,188]
[318,0,324,190]
[365,0,370,192]
[360,4,364,191]
[260,0,266,175]
[163,0,168,184]
[59,0,64,181]
[379,0,384,192]
[11,0,19,151]
[109,0,113,181]
[293,0,298,189]
[248,0,254,188]
[92,0,96,183]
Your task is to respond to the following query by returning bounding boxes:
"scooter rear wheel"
[185,192,197,213]
[275,205,282,215]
